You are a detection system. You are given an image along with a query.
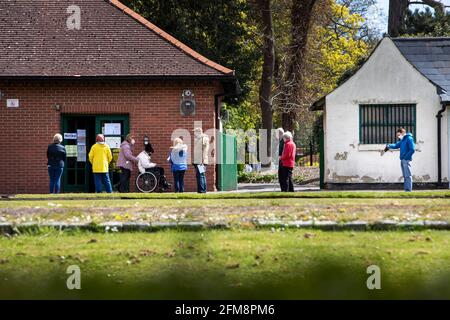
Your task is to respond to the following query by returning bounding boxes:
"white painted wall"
[324,37,449,185]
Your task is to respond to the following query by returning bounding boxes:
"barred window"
[359,104,416,144]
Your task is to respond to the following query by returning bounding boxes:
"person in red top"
[279,131,296,192]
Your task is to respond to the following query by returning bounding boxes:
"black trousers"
[279,166,294,192]
[278,160,283,187]
[173,170,186,193]
[119,167,131,193]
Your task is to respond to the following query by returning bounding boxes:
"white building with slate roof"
[312,37,450,189]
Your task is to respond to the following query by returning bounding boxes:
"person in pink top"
[117,134,139,193]
[279,131,296,192]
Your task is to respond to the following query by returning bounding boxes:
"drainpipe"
[437,102,448,184]
[214,93,226,133]
[215,93,226,191]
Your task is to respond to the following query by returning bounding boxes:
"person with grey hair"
[47,133,66,193]
[192,127,209,193]
[276,128,285,187]
[279,131,296,192]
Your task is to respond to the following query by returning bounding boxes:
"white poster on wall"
[104,123,121,135]
[77,129,86,146]
[77,145,86,162]
[6,99,19,108]
[105,136,121,149]
[66,145,78,157]
[64,133,77,140]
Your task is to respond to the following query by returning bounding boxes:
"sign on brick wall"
[6,99,19,108]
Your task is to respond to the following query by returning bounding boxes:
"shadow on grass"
[1,261,449,300]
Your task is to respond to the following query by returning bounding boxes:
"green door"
[61,116,96,192]
[95,115,129,189]
[218,133,237,191]
[61,115,129,193]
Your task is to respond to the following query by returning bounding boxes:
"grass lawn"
[0,229,449,299]
[7,190,450,200]
[1,191,449,299]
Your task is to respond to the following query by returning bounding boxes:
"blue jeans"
[93,173,113,193]
[48,166,64,194]
[194,165,207,193]
[401,160,412,192]
[173,170,185,193]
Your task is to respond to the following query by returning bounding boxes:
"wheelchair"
[135,167,171,193]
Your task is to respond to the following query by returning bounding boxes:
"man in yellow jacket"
[89,134,113,193]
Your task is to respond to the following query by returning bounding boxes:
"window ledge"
[358,144,398,152]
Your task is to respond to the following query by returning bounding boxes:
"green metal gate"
[319,129,325,189]
[218,133,237,191]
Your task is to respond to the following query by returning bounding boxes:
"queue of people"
[46,129,210,194]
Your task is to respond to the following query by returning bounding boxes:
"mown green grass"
[1,197,450,208]
[0,197,450,208]
[0,229,449,299]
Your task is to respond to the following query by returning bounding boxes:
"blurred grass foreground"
[0,229,449,299]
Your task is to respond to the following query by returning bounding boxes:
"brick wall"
[0,79,223,194]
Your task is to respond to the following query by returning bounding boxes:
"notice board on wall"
[104,123,121,136]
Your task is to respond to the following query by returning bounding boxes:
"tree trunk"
[281,0,317,132]
[258,0,275,164]
[282,112,297,132]
[388,0,409,37]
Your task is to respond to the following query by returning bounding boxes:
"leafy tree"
[388,0,448,37]
[295,1,370,146]
[405,7,450,36]
[122,0,261,101]
[252,0,276,156]
[310,2,370,95]
[269,0,371,142]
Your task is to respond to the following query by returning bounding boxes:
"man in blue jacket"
[385,128,415,192]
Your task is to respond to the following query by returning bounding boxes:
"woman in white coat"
[137,144,157,174]
[137,143,170,191]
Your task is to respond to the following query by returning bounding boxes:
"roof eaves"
[108,0,235,76]
[310,96,325,111]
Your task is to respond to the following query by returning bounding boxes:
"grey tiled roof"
[393,38,450,101]
[0,0,233,78]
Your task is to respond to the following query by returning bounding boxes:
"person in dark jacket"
[47,133,66,194]
[385,128,415,192]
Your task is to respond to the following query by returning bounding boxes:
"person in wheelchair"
[136,144,170,192]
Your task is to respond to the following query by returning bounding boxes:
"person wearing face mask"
[89,134,113,193]
[384,128,415,192]
[117,134,139,193]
